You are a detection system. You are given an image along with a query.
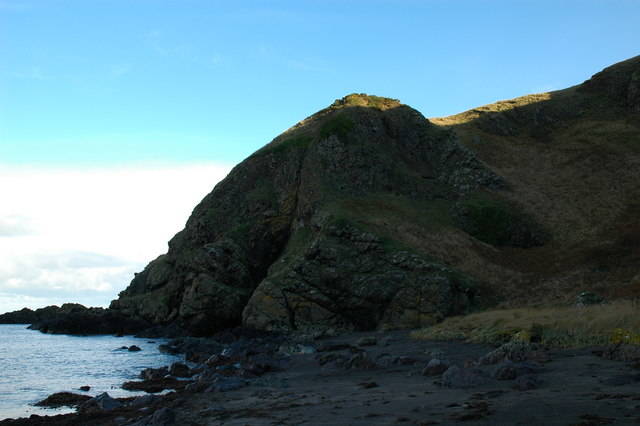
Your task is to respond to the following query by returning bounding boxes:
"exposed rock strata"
[110,94,506,335]
[108,56,640,336]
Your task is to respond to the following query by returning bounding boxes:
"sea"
[0,324,182,420]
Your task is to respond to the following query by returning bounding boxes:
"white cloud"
[0,214,32,237]
[0,163,232,313]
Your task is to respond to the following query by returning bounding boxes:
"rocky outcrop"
[581,55,640,111]
[101,55,640,337]
[0,307,40,324]
[110,94,503,335]
[243,223,476,332]
[0,303,149,335]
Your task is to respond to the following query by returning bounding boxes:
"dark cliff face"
[111,56,640,336]
[110,95,506,335]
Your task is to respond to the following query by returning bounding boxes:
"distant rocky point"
[3,55,639,337]
[0,304,150,335]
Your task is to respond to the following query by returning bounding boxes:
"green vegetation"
[456,193,544,247]
[411,300,640,348]
[259,135,312,156]
[458,195,516,246]
[320,113,354,139]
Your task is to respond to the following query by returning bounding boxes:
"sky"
[0,0,638,314]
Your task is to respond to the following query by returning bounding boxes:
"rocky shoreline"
[2,329,640,425]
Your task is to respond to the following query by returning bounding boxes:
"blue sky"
[0,0,639,313]
[2,0,639,165]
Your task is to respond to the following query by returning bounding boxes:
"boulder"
[169,362,192,377]
[479,342,545,365]
[141,367,168,381]
[79,392,122,412]
[422,358,450,376]
[512,374,540,391]
[129,407,176,426]
[35,392,91,408]
[123,377,189,393]
[441,366,488,388]
[576,291,604,307]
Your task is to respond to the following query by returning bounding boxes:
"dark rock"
[576,291,604,307]
[394,356,419,366]
[128,345,142,352]
[79,392,123,412]
[356,336,377,346]
[78,386,91,392]
[345,351,378,369]
[141,367,169,381]
[149,408,175,426]
[316,343,355,352]
[479,342,544,365]
[317,352,346,366]
[169,362,192,377]
[442,366,488,388]
[129,407,176,426]
[493,363,518,380]
[512,374,540,391]
[248,353,288,373]
[159,337,224,362]
[24,304,150,335]
[492,360,540,380]
[375,353,394,368]
[204,376,247,392]
[123,377,190,393]
[35,392,91,408]
[422,359,450,376]
[0,307,39,324]
[128,394,157,408]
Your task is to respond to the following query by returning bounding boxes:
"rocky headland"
[1,55,640,424]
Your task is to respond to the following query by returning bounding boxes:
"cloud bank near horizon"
[0,163,232,314]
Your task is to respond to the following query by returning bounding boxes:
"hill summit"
[109,57,640,336]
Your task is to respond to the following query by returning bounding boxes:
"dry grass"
[411,300,640,348]
[430,92,552,126]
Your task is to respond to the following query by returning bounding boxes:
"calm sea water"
[0,324,182,420]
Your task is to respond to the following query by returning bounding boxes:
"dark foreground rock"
[34,393,91,408]
[122,377,189,393]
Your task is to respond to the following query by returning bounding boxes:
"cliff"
[98,55,640,336]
